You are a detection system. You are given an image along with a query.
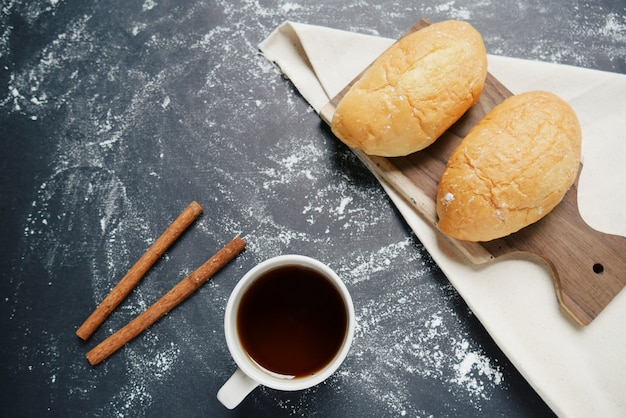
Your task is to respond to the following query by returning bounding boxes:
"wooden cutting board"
[320,19,626,326]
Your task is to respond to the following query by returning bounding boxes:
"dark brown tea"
[236,265,348,378]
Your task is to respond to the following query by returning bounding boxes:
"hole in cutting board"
[592,263,604,274]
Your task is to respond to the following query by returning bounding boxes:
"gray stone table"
[1,0,624,416]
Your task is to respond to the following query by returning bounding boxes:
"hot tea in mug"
[237,264,348,378]
[218,255,355,409]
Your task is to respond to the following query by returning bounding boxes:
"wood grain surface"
[321,19,626,326]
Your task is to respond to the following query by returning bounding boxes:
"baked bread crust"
[436,91,582,242]
[330,20,487,157]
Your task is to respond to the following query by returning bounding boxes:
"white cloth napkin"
[260,21,626,417]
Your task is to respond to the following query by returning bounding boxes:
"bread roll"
[436,91,582,242]
[330,20,487,157]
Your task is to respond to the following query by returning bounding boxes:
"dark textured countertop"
[1,1,624,416]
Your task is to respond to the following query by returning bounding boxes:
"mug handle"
[217,368,260,409]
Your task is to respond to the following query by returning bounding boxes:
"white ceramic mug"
[217,255,355,409]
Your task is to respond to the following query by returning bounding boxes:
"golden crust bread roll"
[330,20,488,157]
[436,91,582,242]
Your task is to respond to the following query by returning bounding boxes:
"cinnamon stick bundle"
[76,201,203,341]
[86,235,246,366]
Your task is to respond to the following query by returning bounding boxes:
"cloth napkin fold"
[260,21,626,418]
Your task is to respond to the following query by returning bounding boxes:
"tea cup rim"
[223,254,355,391]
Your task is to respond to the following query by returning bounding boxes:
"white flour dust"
[142,0,157,12]
[432,1,472,20]
[600,13,626,41]
[338,260,504,416]
[106,341,180,417]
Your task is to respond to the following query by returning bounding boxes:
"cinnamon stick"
[86,235,246,366]
[76,201,204,341]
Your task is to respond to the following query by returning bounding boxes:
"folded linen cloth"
[259,21,626,417]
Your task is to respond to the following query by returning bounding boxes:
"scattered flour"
[599,12,626,42]
[433,1,472,20]
[340,273,504,416]
[102,341,180,416]
[142,0,157,12]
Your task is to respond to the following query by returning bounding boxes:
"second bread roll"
[330,20,487,157]
[436,91,582,242]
